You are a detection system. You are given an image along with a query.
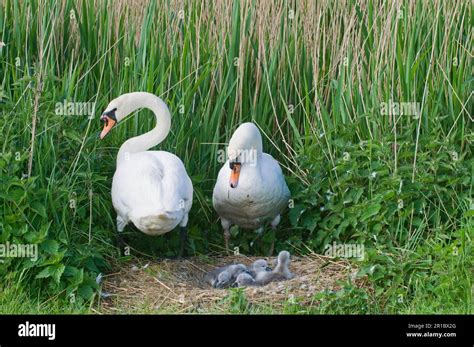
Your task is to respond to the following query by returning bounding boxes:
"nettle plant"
[0,151,107,302]
[282,124,472,254]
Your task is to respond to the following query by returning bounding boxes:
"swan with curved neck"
[212,122,290,254]
[100,92,193,256]
[101,92,171,164]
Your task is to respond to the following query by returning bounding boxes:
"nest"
[100,253,369,313]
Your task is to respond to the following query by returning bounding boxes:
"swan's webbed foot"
[179,226,188,258]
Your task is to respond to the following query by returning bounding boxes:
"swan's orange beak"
[100,115,116,139]
[229,163,241,188]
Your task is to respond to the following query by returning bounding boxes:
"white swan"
[212,122,290,254]
[99,92,193,255]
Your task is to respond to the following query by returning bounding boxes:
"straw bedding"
[100,253,369,313]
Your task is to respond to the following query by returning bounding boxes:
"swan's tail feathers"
[156,211,181,220]
[130,209,183,236]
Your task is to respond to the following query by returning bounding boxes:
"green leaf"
[3,185,26,203]
[41,240,59,255]
[30,201,47,218]
[24,222,50,244]
[41,250,66,266]
[78,285,94,300]
[288,204,305,227]
[35,266,54,279]
[360,204,381,221]
[463,210,474,218]
[35,264,65,284]
[52,264,66,284]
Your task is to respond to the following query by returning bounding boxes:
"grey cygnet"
[254,250,293,286]
[205,263,248,288]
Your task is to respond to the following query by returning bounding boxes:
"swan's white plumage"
[103,92,193,236]
[112,151,192,235]
[212,123,290,230]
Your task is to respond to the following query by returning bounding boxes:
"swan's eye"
[102,107,118,121]
[229,161,241,170]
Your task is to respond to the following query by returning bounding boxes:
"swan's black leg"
[268,239,275,256]
[179,226,188,258]
[203,229,209,253]
[115,233,124,254]
[224,228,230,255]
[116,217,127,256]
[268,216,280,256]
[268,228,276,256]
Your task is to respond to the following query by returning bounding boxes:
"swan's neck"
[117,95,171,166]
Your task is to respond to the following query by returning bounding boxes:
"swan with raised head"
[212,122,290,254]
[99,92,193,256]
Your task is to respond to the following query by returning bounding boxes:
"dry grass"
[100,253,370,313]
